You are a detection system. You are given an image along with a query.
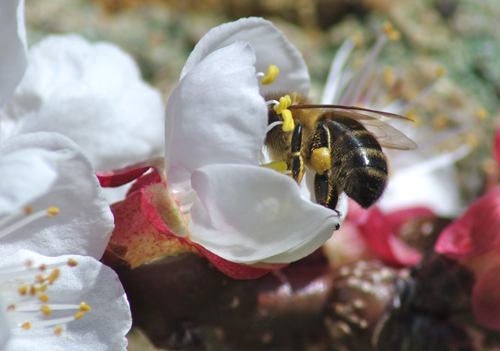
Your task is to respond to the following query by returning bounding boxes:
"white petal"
[0,148,60,215]
[379,150,465,217]
[188,164,341,264]
[0,298,10,349]
[2,251,131,351]
[0,0,27,107]
[165,41,267,192]
[0,132,114,259]
[0,34,164,171]
[180,17,310,95]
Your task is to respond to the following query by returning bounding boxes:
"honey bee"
[265,93,417,210]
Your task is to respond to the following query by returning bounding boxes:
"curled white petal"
[0,0,27,107]
[1,250,131,351]
[0,34,164,171]
[180,17,310,95]
[165,41,267,193]
[0,132,114,259]
[188,164,341,264]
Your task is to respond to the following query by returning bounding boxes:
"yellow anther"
[74,312,84,320]
[46,206,60,217]
[465,133,479,149]
[79,302,91,312]
[39,264,46,271]
[39,285,47,292]
[7,304,15,312]
[40,305,52,317]
[475,108,489,120]
[383,67,395,87]
[67,258,78,267]
[36,275,45,283]
[39,294,49,303]
[262,161,288,173]
[383,22,401,41]
[24,206,32,215]
[351,32,364,47]
[436,66,446,77]
[54,326,63,336]
[29,286,36,296]
[273,95,292,114]
[281,109,295,132]
[18,286,27,296]
[260,65,279,85]
[432,115,448,130]
[22,322,31,330]
[47,269,60,285]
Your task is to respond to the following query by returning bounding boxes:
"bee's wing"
[290,105,418,150]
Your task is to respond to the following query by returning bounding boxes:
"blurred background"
[23,0,500,349]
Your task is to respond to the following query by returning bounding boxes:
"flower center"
[0,206,91,340]
[1,257,90,337]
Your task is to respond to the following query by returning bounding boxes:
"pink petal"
[494,128,500,168]
[472,265,500,330]
[195,244,285,280]
[385,207,435,233]
[435,187,500,260]
[96,158,164,188]
[357,206,422,266]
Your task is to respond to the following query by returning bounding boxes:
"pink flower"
[435,128,500,330]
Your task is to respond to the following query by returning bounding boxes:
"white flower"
[0,132,131,350]
[1,0,165,202]
[99,18,346,278]
[166,17,346,265]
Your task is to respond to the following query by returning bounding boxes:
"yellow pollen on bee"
[311,148,331,176]
[475,108,489,120]
[262,161,288,173]
[46,206,60,217]
[260,65,279,85]
[383,22,401,41]
[40,305,52,317]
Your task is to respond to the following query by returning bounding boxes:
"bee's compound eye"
[311,147,331,175]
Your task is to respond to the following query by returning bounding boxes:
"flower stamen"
[272,95,295,132]
[258,65,279,85]
[1,257,90,339]
[0,206,60,240]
